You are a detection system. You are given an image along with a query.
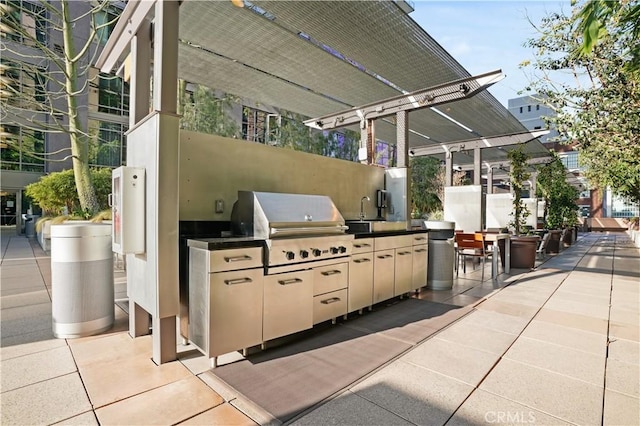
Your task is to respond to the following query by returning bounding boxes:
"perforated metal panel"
[174,1,547,166]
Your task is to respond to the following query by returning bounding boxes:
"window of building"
[536,105,540,111]
[242,106,268,143]
[95,7,121,46]
[519,107,522,113]
[0,58,46,172]
[559,152,580,170]
[92,73,130,116]
[0,0,47,46]
[88,120,127,167]
[1,58,46,111]
[527,105,531,112]
[0,124,45,172]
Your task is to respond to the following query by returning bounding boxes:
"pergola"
[97,0,551,363]
[99,1,551,173]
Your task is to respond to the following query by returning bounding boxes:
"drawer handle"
[415,248,428,253]
[377,254,393,259]
[353,258,371,263]
[321,270,342,276]
[414,237,427,242]
[224,277,253,286]
[224,255,253,263]
[354,243,372,248]
[321,297,341,304]
[398,251,411,256]
[278,278,303,285]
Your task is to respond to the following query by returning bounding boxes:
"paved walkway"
[1,227,638,425]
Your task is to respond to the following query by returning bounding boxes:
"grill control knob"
[300,250,309,259]
[312,248,322,257]
[330,247,339,254]
[339,246,347,254]
[285,251,295,260]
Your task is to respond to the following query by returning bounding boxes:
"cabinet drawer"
[375,235,413,250]
[209,247,263,272]
[313,288,348,324]
[313,262,348,295]
[412,233,428,246]
[352,238,374,254]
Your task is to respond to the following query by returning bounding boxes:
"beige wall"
[179,131,385,221]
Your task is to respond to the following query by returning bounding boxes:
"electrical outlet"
[215,199,224,213]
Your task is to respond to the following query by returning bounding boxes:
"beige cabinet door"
[394,247,413,296]
[373,249,395,304]
[207,268,264,357]
[348,253,374,312]
[263,270,313,342]
[412,244,428,290]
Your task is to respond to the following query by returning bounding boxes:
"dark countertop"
[187,229,428,249]
[352,229,427,239]
[187,237,266,250]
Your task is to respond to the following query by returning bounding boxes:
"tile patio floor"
[1,227,638,425]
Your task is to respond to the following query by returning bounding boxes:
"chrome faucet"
[359,196,370,221]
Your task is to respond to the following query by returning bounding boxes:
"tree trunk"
[61,0,99,215]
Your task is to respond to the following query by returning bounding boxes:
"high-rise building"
[0,0,129,231]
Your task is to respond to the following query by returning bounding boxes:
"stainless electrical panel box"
[111,166,145,254]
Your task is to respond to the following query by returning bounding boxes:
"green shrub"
[25,168,113,216]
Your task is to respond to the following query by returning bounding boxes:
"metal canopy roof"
[109,1,552,167]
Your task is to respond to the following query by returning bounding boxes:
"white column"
[129,20,151,128]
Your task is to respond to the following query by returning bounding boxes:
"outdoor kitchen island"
[187,226,428,368]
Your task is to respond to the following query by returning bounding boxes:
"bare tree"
[1,0,119,214]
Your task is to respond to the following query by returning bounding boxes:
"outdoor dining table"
[483,233,510,277]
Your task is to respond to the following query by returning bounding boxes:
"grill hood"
[231,191,347,239]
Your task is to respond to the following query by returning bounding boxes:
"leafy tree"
[1,0,120,214]
[536,154,579,228]
[522,4,640,204]
[264,109,359,161]
[178,81,240,138]
[507,146,531,235]
[575,0,640,73]
[410,156,442,218]
[25,168,112,217]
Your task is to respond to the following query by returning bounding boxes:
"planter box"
[546,230,562,253]
[510,236,540,269]
[37,219,52,252]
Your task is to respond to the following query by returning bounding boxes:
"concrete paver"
[519,319,607,356]
[479,358,604,425]
[1,373,93,425]
[1,228,639,425]
[94,376,224,425]
[351,361,474,426]
[446,389,573,426]
[402,337,501,387]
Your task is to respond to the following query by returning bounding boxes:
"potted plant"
[26,169,113,251]
[506,146,539,269]
[536,154,580,251]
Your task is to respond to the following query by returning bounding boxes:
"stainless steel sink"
[345,220,407,234]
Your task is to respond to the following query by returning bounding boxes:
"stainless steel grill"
[231,191,353,269]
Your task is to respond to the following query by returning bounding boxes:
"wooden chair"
[455,233,492,281]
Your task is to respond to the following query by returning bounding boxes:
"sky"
[409,0,573,107]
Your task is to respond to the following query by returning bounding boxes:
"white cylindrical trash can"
[51,223,114,338]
